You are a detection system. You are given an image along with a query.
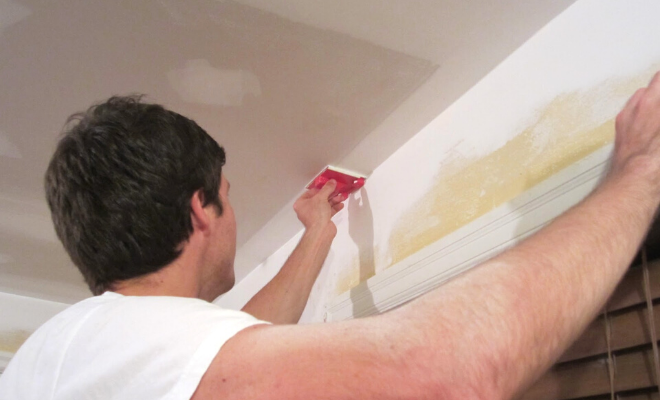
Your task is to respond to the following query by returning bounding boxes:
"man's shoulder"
[0,293,267,400]
[46,293,261,337]
[9,292,259,367]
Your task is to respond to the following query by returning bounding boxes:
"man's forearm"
[192,75,660,400]
[241,227,334,324]
[385,160,660,400]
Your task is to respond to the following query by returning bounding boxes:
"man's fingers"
[318,179,337,199]
[649,71,660,90]
[612,70,660,174]
[329,193,346,206]
[331,202,344,216]
[643,72,660,114]
[300,188,320,200]
[617,88,646,130]
[626,88,646,113]
[643,72,660,108]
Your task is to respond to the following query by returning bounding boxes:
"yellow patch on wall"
[387,75,653,269]
[388,117,613,268]
[335,259,362,296]
[0,330,31,353]
[334,68,657,295]
[335,246,378,296]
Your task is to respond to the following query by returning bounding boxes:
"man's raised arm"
[241,180,344,324]
[194,72,660,400]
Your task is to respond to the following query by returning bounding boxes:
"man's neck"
[112,254,204,299]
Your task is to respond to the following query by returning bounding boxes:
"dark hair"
[45,95,226,295]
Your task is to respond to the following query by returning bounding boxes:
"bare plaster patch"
[167,59,261,107]
[0,130,21,158]
[156,0,228,27]
[0,193,59,243]
[0,0,31,37]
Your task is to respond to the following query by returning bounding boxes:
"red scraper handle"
[306,167,367,199]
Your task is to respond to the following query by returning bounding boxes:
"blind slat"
[621,393,660,400]
[560,303,660,363]
[521,348,658,400]
[608,260,660,312]
[518,250,660,400]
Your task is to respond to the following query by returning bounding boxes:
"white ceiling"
[0,0,574,303]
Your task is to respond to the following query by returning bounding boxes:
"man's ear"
[190,190,211,235]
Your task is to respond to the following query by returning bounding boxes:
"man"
[2,72,660,400]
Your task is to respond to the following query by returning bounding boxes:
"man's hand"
[293,179,346,236]
[612,71,660,188]
[240,180,346,324]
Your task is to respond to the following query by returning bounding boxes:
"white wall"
[218,0,660,323]
[0,292,68,371]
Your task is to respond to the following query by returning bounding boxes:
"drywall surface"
[218,0,660,322]
[0,0,439,302]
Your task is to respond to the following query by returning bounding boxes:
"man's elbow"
[406,351,508,400]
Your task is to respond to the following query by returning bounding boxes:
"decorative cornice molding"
[328,145,612,321]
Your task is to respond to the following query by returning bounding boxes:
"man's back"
[0,293,266,400]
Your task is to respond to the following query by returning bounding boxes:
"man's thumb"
[318,179,337,198]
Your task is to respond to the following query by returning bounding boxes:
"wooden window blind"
[519,250,660,400]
